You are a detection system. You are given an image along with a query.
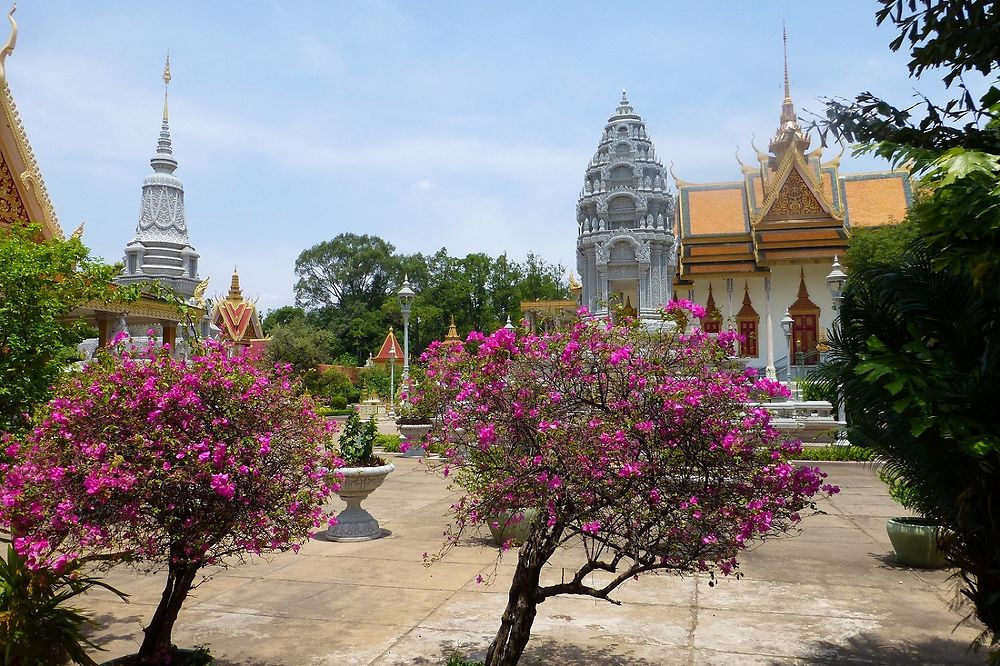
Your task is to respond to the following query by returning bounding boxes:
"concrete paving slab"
[82,460,988,665]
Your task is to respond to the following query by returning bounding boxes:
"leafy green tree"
[0,225,135,433]
[294,233,399,311]
[845,217,920,273]
[818,2,1000,656]
[265,318,338,374]
[262,305,305,334]
[517,252,569,303]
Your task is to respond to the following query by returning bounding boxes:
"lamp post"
[826,256,849,441]
[780,309,794,388]
[826,256,847,311]
[388,345,396,417]
[396,277,416,382]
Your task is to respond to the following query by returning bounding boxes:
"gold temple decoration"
[767,168,824,217]
[162,52,170,120]
[0,5,15,85]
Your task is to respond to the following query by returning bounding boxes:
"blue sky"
[9,1,954,311]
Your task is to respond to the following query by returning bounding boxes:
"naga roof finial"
[0,5,17,85]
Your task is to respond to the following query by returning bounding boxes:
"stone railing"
[751,400,843,445]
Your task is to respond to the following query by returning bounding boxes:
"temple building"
[0,9,197,350]
[212,269,265,356]
[0,10,59,242]
[671,37,911,377]
[576,91,677,321]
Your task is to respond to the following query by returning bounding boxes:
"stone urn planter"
[886,517,950,568]
[487,508,538,546]
[398,422,431,457]
[327,463,394,541]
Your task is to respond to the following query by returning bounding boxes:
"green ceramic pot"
[886,517,950,569]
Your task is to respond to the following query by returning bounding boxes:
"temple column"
[161,320,177,352]
[764,276,776,379]
[96,314,113,348]
[726,278,734,328]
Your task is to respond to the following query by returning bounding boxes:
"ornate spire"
[228,267,242,300]
[779,24,796,129]
[151,52,177,174]
[769,24,809,157]
[162,52,171,121]
[614,89,635,117]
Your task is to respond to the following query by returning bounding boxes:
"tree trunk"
[137,560,199,662]
[484,536,551,666]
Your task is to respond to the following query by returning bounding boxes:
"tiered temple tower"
[117,55,201,300]
[576,91,676,319]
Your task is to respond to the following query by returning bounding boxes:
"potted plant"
[881,471,951,569]
[327,412,394,541]
[395,402,433,458]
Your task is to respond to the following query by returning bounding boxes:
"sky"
[7,1,959,312]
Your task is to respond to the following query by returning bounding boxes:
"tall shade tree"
[0,339,341,661]
[418,305,836,665]
[293,233,399,311]
[0,225,136,433]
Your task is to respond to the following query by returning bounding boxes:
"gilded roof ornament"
[70,221,84,240]
[0,5,15,85]
[192,277,209,309]
[668,162,689,188]
[162,52,171,120]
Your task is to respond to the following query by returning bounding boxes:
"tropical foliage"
[418,304,837,665]
[816,1,1000,656]
[0,337,341,662]
[0,224,137,433]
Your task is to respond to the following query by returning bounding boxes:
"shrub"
[420,304,837,665]
[0,544,127,666]
[792,446,874,462]
[338,412,381,467]
[375,434,401,453]
[0,338,341,661]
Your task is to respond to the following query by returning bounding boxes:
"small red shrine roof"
[374,327,403,362]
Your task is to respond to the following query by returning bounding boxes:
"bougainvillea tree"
[418,304,837,666]
[0,337,341,662]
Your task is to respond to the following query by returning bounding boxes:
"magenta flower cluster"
[0,337,342,572]
[417,307,838,578]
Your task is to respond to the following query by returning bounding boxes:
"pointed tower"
[118,55,201,299]
[576,90,676,319]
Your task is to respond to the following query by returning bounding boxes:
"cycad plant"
[0,543,127,666]
[814,246,1000,654]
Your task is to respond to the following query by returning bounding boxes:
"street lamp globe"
[826,256,848,311]
[779,310,794,338]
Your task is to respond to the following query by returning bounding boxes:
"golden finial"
[0,5,17,85]
[70,221,84,240]
[568,271,582,291]
[162,52,171,121]
[228,267,242,298]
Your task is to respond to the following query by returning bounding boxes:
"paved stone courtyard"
[83,446,986,665]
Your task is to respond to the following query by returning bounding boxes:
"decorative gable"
[765,167,824,219]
